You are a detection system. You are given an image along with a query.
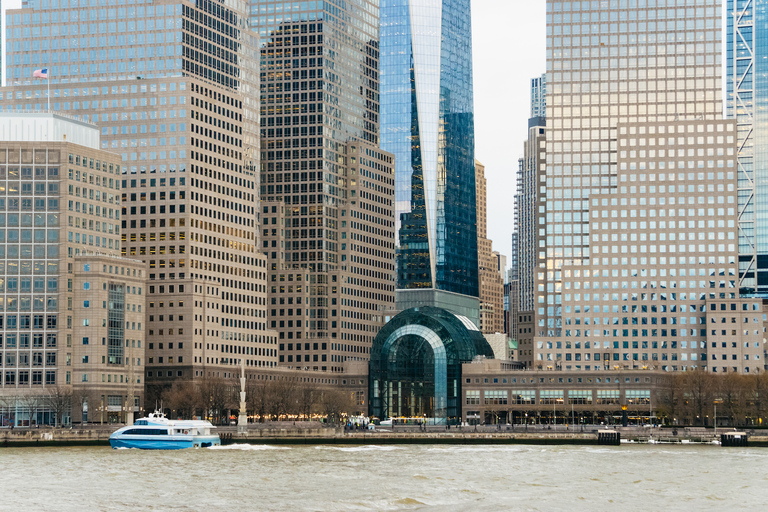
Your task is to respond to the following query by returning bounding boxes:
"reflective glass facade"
[368,306,494,423]
[727,0,768,295]
[380,0,478,297]
[537,1,731,372]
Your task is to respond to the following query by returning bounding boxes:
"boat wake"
[207,444,290,451]
[315,445,399,452]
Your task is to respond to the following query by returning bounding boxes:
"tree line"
[153,376,355,425]
[656,371,768,427]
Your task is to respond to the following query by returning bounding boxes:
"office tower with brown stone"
[253,1,395,371]
[2,0,279,396]
[0,113,146,426]
[476,160,504,335]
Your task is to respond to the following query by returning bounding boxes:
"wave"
[207,444,290,451]
[314,445,400,452]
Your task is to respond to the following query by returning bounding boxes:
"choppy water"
[3,443,767,510]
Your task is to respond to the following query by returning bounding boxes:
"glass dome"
[369,307,494,424]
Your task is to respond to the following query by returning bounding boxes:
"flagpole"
[47,73,50,112]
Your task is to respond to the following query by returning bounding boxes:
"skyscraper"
[513,76,547,368]
[531,74,546,119]
[380,0,479,321]
[3,0,279,396]
[252,0,396,370]
[534,0,752,372]
[727,0,766,295]
[476,160,504,335]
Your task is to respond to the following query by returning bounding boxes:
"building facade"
[727,0,768,296]
[2,0,279,393]
[0,113,146,426]
[530,73,546,119]
[462,358,668,426]
[380,0,479,312]
[536,0,747,372]
[368,306,495,424]
[252,0,396,371]
[476,160,504,335]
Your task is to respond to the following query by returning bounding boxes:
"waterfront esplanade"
[369,307,495,424]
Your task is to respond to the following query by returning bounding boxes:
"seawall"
[3,426,768,447]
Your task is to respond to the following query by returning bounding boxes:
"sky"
[471,1,546,274]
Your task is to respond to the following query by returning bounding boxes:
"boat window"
[124,428,168,436]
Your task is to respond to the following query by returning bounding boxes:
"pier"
[2,423,768,447]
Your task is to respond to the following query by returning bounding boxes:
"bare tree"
[747,372,768,427]
[42,385,73,427]
[655,376,682,425]
[273,377,298,420]
[162,380,200,420]
[296,382,319,421]
[679,370,715,425]
[198,376,235,425]
[246,377,272,423]
[22,392,44,427]
[718,372,747,427]
[319,388,352,425]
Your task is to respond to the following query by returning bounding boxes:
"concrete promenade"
[3,423,768,447]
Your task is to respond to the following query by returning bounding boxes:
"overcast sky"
[472,1,546,273]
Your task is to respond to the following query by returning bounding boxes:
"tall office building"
[0,113,146,426]
[380,0,479,323]
[514,76,547,367]
[535,1,757,372]
[476,160,504,335]
[727,0,767,295]
[531,74,546,119]
[252,0,396,371]
[3,0,278,396]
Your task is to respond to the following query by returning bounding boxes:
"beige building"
[262,141,396,372]
[462,358,668,425]
[257,4,395,372]
[71,253,146,423]
[2,0,278,403]
[0,113,146,426]
[705,299,764,374]
[476,160,504,335]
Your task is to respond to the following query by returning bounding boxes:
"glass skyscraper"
[380,0,478,300]
[727,0,768,296]
[535,0,741,372]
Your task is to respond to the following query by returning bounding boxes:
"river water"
[3,443,767,510]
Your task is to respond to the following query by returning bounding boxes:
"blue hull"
[110,436,220,450]
[111,438,193,450]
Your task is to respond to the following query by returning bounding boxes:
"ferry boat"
[109,411,221,450]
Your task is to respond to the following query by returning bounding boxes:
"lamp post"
[553,398,556,431]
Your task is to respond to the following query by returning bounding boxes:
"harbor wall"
[3,426,768,447]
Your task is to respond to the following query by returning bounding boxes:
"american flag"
[33,68,49,79]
